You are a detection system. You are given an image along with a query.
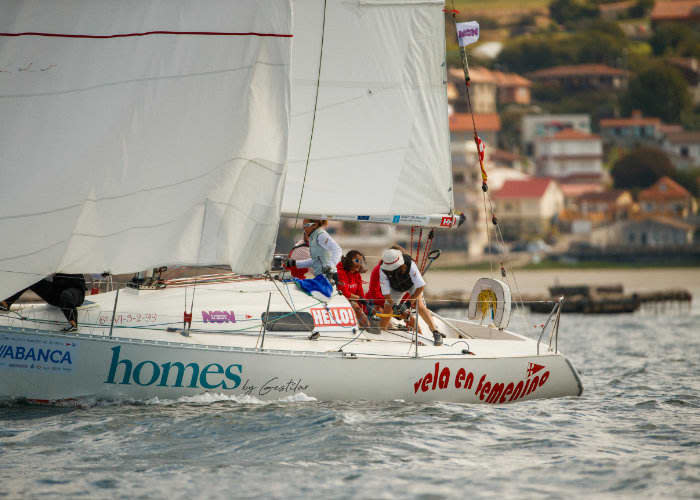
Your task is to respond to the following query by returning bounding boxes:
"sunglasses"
[303,222,316,228]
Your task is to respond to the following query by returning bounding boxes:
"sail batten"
[0,0,293,298]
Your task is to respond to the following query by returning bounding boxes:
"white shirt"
[297,229,342,273]
[380,260,426,295]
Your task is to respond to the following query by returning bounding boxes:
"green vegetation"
[549,0,598,26]
[453,0,550,11]
[622,63,692,123]
[674,167,700,197]
[496,20,629,73]
[611,147,675,190]
[650,23,700,58]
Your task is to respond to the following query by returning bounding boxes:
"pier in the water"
[426,284,693,314]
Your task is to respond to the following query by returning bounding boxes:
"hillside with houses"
[439,0,700,265]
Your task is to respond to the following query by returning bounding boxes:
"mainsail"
[0,0,293,298]
[284,0,453,219]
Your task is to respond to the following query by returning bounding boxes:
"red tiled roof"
[577,190,630,203]
[559,183,604,198]
[538,154,603,160]
[539,128,601,141]
[599,0,635,12]
[665,131,700,144]
[448,67,531,88]
[490,148,520,163]
[493,178,553,199]
[650,0,700,21]
[659,123,684,135]
[528,64,628,79]
[639,176,691,201]
[560,172,607,184]
[492,71,532,88]
[600,116,661,128]
[669,57,699,74]
[449,113,501,132]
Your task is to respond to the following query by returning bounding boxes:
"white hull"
[0,279,582,404]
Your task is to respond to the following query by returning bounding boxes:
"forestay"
[0,0,293,298]
[284,0,453,218]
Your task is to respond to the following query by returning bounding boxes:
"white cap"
[381,249,404,271]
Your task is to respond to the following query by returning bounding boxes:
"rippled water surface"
[1,306,699,499]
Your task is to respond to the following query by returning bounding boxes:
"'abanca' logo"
[104,346,242,390]
[0,344,72,364]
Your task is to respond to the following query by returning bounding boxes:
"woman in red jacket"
[336,250,369,328]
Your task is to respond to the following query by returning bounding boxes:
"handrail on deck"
[537,296,564,355]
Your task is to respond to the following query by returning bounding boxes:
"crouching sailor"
[378,249,444,346]
[0,273,86,332]
[286,219,342,280]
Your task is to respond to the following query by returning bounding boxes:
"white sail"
[284,0,453,218]
[0,0,293,298]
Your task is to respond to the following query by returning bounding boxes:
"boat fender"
[467,278,512,329]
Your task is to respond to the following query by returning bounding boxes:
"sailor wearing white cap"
[379,248,444,346]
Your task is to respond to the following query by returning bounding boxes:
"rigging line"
[482,191,493,275]
[266,273,315,332]
[293,0,328,230]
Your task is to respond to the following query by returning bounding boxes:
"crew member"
[286,219,342,279]
[336,250,369,328]
[378,248,444,346]
[0,273,86,332]
[286,233,311,279]
[367,245,406,313]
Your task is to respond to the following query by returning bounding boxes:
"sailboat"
[0,0,582,403]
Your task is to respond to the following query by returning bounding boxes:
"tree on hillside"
[673,167,700,197]
[549,0,598,26]
[629,0,655,18]
[496,20,629,74]
[623,64,691,123]
[611,147,675,190]
[650,23,700,57]
[497,34,577,74]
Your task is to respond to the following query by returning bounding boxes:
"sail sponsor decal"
[412,361,550,404]
[456,21,480,47]
[310,307,356,329]
[440,216,453,227]
[103,346,309,396]
[0,333,77,373]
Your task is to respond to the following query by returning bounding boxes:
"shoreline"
[425,267,700,296]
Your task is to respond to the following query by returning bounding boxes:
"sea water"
[1,306,698,499]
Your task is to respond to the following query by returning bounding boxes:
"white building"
[521,114,591,156]
[662,131,700,169]
[534,128,604,179]
[492,178,565,239]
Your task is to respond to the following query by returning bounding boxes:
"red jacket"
[336,262,365,300]
[366,263,385,308]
